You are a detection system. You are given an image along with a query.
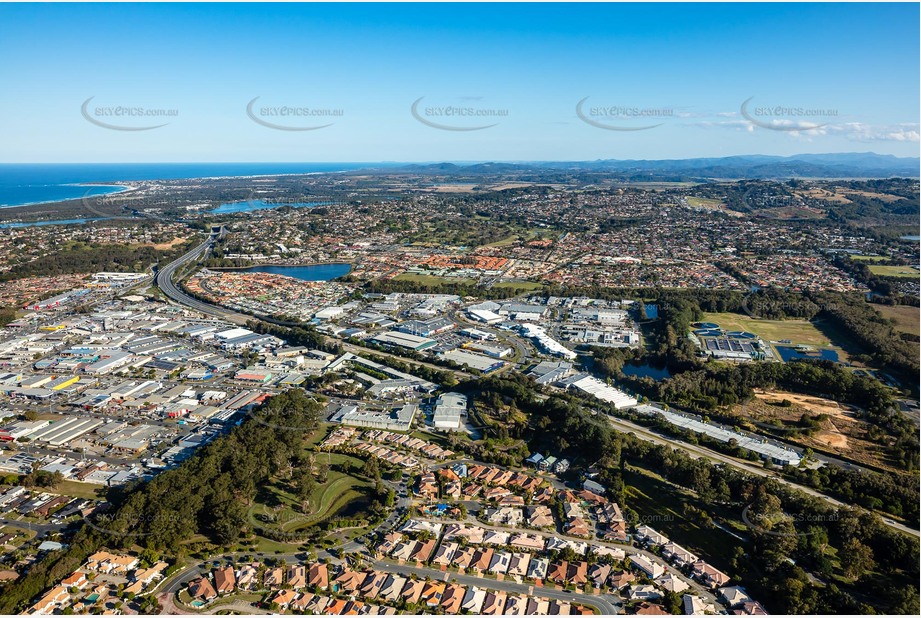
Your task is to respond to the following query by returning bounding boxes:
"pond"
[241,263,352,281]
[211,199,333,214]
[621,361,672,381]
[775,345,840,363]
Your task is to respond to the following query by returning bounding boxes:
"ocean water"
[0,163,381,208]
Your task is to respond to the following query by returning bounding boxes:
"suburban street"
[156,550,622,616]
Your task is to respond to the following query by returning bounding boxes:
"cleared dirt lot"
[736,390,897,470]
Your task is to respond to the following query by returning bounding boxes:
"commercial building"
[432,392,467,431]
[330,403,418,432]
[369,331,438,352]
[518,324,576,360]
[396,317,455,337]
[467,309,503,325]
[560,373,638,409]
[439,349,505,373]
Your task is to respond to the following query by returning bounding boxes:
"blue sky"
[0,2,918,162]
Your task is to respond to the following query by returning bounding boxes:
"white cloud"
[690,117,919,142]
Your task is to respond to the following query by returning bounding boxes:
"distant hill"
[387,153,920,179]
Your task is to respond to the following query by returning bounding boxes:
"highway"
[154,234,478,382]
[154,231,249,325]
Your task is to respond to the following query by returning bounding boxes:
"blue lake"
[211,199,334,214]
[775,346,840,363]
[243,263,352,281]
[621,361,672,380]
[899,235,920,241]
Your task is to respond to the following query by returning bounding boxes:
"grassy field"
[700,312,832,345]
[482,227,546,248]
[483,235,525,248]
[700,311,858,364]
[874,304,920,337]
[850,255,888,262]
[249,469,372,535]
[392,273,477,285]
[54,480,103,500]
[686,196,723,208]
[867,264,920,278]
[624,467,741,572]
[491,281,546,292]
[0,525,36,543]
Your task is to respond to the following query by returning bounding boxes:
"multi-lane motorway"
[154,232,251,325]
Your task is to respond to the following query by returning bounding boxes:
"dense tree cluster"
[0,241,195,281]
[247,319,340,354]
[105,389,323,548]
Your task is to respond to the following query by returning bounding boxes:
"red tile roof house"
[635,602,669,615]
[188,577,217,603]
[324,599,348,614]
[608,571,635,590]
[376,532,403,557]
[359,572,388,599]
[213,566,236,595]
[692,560,731,588]
[440,583,466,614]
[264,566,284,589]
[400,579,425,604]
[411,538,437,563]
[452,546,477,570]
[291,593,313,612]
[271,589,299,609]
[307,563,329,590]
[420,581,446,607]
[287,564,307,589]
[342,599,364,614]
[568,561,589,587]
[335,569,370,595]
[588,563,611,588]
[547,560,569,584]
[235,564,259,590]
[61,571,88,590]
[471,548,494,573]
[482,590,508,615]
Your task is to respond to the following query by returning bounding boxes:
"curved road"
[155,232,249,325]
